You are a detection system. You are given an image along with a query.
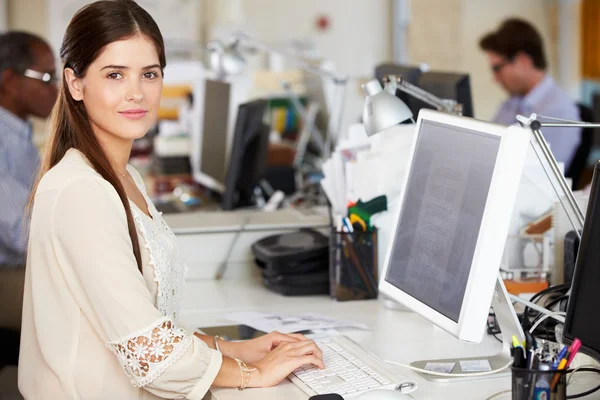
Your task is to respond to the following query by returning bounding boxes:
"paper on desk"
[424,362,456,373]
[459,359,492,372]
[224,311,371,334]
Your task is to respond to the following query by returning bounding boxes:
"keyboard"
[288,335,405,398]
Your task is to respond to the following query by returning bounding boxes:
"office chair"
[566,103,595,189]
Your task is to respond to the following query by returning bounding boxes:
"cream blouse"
[18,148,222,399]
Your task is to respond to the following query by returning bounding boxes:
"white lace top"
[19,149,222,400]
[127,164,188,323]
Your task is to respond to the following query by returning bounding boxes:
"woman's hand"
[224,331,308,364]
[249,339,325,388]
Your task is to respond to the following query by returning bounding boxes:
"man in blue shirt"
[479,18,581,167]
[0,32,57,364]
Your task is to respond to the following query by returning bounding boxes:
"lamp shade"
[361,79,413,136]
[209,41,247,77]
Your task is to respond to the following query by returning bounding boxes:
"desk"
[180,278,600,400]
[164,207,329,280]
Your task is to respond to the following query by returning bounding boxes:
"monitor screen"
[194,78,231,192]
[563,162,600,361]
[384,120,501,322]
[221,99,269,210]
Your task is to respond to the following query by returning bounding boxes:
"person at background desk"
[0,31,58,365]
[479,18,581,167]
[19,1,323,399]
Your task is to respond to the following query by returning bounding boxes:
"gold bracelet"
[214,335,223,353]
[233,357,257,390]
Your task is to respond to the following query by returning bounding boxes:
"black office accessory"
[252,229,330,296]
[308,394,344,400]
[563,230,580,284]
[329,228,378,301]
[221,99,270,210]
[563,161,600,362]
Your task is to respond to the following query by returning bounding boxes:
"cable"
[485,389,511,400]
[567,366,600,384]
[384,359,512,378]
[544,294,570,311]
[521,283,570,322]
[565,367,600,399]
[567,382,600,399]
[529,312,566,334]
[510,294,564,323]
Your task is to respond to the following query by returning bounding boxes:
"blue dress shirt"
[0,107,39,266]
[493,75,581,167]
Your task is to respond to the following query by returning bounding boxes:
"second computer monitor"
[221,99,270,211]
[412,71,474,118]
[379,109,530,344]
[563,161,600,362]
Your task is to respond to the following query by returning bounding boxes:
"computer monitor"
[374,63,422,120]
[411,71,474,118]
[379,109,529,380]
[194,78,231,193]
[221,99,270,210]
[563,161,600,362]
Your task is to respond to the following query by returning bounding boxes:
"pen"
[551,345,568,370]
[550,338,582,391]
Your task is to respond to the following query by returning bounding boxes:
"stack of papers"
[224,311,371,334]
[321,123,417,218]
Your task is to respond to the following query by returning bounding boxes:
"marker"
[512,335,522,349]
[565,339,582,368]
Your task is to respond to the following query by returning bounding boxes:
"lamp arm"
[516,114,585,238]
[385,75,461,115]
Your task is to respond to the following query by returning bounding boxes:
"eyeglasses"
[23,68,59,85]
[491,59,513,74]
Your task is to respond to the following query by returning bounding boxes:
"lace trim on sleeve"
[105,317,193,387]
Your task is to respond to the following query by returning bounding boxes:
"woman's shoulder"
[36,148,112,198]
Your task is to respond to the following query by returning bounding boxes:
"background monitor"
[374,63,422,120]
[563,161,600,362]
[379,109,530,344]
[411,71,474,118]
[221,99,270,211]
[194,78,231,193]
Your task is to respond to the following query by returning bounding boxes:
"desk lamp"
[362,74,463,137]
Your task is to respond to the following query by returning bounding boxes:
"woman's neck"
[96,133,134,176]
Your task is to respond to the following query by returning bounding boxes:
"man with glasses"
[479,18,580,166]
[0,31,58,366]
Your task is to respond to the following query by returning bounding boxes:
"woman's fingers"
[298,354,325,370]
[287,341,323,360]
[270,331,303,345]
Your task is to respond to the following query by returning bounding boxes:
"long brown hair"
[30,0,166,272]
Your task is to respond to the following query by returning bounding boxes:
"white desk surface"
[164,206,330,235]
[180,279,600,400]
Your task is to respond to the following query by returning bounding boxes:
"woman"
[18,1,323,399]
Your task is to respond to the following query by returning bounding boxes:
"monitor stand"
[410,275,524,382]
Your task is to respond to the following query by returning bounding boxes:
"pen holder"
[329,228,378,301]
[511,367,567,400]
